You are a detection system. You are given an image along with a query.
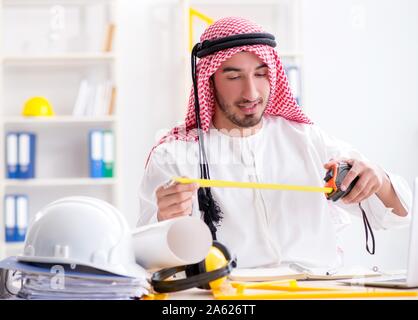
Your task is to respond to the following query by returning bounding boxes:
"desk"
[163,280,418,300]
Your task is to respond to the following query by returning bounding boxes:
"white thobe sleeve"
[309,124,411,230]
[137,146,178,227]
[137,145,201,227]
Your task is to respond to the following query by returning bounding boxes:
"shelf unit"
[3,115,116,125]
[3,178,117,187]
[1,53,115,66]
[0,0,120,259]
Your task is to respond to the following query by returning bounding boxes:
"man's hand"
[323,158,386,204]
[156,179,200,221]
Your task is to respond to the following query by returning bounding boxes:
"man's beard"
[215,93,266,128]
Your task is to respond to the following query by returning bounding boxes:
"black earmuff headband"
[150,241,237,293]
[150,263,233,293]
[191,32,276,241]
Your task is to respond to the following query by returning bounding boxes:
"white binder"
[6,133,18,178]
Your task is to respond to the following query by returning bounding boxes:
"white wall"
[117,0,418,269]
[301,0,418,269]
[116,0,186,226]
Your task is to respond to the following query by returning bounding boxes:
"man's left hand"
[323,158,387,204]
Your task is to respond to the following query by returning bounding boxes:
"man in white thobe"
[137,17,411,269]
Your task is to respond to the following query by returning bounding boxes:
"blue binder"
[15,195,29,242]
[89,130,104,178]
[4,195,16,242]
[18,132,36,179]
[6,133,19,179]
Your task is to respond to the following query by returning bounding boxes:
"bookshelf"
[3,115,116,125]
[0,0,119,259]
[4,178,117,187]
[1,53,115,65]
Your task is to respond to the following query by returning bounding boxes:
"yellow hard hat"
[22,96,55,117]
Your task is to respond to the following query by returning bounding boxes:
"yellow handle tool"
[213,288,418,300]
[173,177,334,194]
[212,280,418,300]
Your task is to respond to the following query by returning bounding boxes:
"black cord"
[191,45,211,179]
[191,44,222,240]
[359,202,375,255]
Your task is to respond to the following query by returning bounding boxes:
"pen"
[326,268,338,276]
[163,179,176,189]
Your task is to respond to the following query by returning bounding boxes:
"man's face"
[212,51,270,130]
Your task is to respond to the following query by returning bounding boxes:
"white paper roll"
[132,216,212,270]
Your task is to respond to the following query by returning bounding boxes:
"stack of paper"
[0,257,150,300]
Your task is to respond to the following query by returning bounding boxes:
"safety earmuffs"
[150,241,237,293]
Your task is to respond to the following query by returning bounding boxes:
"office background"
[1,0,417,271]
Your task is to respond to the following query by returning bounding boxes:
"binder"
[18,132,36,179]
[92,83,106,116]
[107,86,117,115]
[103,81,113,116]
[6,133,19,179]
[15,195,29,242]
[285,65,301,105]
[83,84,96,116]
[103,130,114,178]
[73,79,90,116]
[89,130,104,178]
[103,23,116,52]
[4,195,16,242]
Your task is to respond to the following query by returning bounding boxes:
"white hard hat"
[17,196,147,279]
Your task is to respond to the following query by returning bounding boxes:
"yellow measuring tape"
[173,177,334,194]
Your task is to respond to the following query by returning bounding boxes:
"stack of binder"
[6,132,36,179]
[4,195,28,242]
[18,272,148,300]
[0,257,150,300]
[89,129,114,178]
